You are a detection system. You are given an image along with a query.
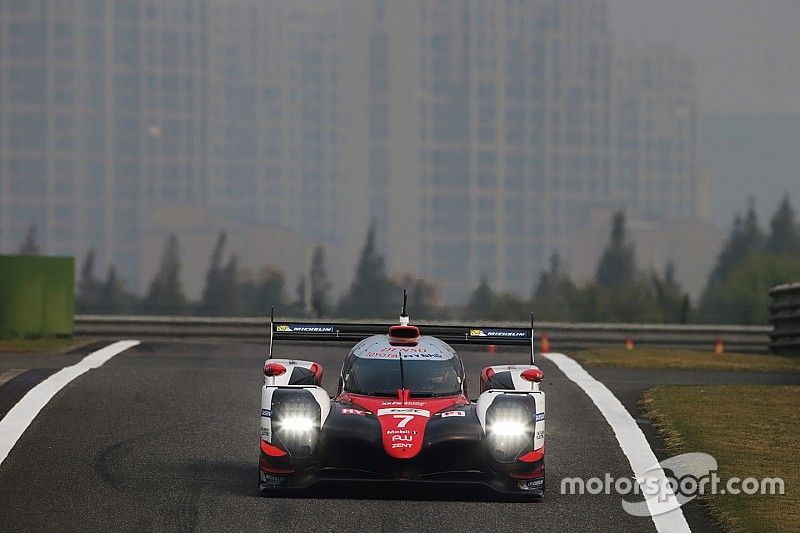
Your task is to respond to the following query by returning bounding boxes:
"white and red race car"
[258,308,546,499]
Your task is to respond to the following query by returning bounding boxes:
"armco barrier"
[770,282,800,355]
[74,315,772,353]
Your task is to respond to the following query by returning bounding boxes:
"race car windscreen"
[344,357,462,397]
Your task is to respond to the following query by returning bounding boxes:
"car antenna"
[268,306,275,360]
[399,289,409,326]
[530,312,535,366]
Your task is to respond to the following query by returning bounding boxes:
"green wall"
[0,255,75,338]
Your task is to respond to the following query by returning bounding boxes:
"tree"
[701,198,765,314]
[766,194,800,255]
[76,249,101,313]
[338,224,398,318]
[96,266,131,314]
[240,266,288,315]
[200,233,228,315]
[309,246,332,318]
[18,225,40,255]
[465,275,495,319]
[293,277,308,316]
[531,253,576,321]
[220,254,241,315]
[650,263,686,324]
[143,234,187,314]
[595,212,636,287]
[702,254,800,324]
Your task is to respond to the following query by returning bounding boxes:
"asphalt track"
[3,340,793,532]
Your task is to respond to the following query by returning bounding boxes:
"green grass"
[643,386,800,532]
[573,348,800,373]
[0,338,91,354]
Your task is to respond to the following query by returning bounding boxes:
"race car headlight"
[279,416,315,433]
[489,419,527,436]
[485,397,535,463]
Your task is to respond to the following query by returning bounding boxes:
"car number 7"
[394,415,414,428]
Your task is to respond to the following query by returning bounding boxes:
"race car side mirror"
[521,368,544,383]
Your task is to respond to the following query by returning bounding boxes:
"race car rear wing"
[267,308,536,364]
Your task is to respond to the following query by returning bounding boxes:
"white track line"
[0,340,140,467]
[544,352,691,533]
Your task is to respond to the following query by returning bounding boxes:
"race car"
[258,305,546,499]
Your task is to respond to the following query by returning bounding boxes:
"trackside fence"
[74,315,772,353]
[770,283,800,355]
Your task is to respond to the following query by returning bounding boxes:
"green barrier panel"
[0,255,75,339]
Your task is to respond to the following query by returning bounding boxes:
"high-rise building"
[1,0,704,305]
[341,0,617,301]
[206,0,345,241]
[615,43,699,221]
[0,0,210,289]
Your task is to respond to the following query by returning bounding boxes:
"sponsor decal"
[441,410,466,418]
[341,408,366,416]
[275,324,335,334]
[378,408,430,458]
[261,427,271,440]
[261,409,272,418]
[363,351,444,359]
[535,430,545,440]
[535,412,545,422]
[469,329,528,338]
[261,472,286,484]
[520,478,545,491]
[377,408,430,418]
[381,400,426,407]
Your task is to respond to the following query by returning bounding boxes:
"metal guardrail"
[770,282,800,355]
[74,315,773,353]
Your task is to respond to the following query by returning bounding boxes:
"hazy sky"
[610,0,800,115]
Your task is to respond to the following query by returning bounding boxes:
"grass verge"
[643,385,799,532]
[573,348,800,373]
[0,338,92,354]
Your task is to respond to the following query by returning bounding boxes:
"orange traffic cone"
[625,336,634,351]
[487,344,497,353]
[715,337,724,354]
[540,332,550,354]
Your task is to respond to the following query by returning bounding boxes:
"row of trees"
[75,225,441,318]
[462,212,688,323]
[462,195,800,325]
[30,194,800,325]
[698,195,800,324]
[77,234,309,316]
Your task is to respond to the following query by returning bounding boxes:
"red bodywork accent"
[511,461,545,479]
[519,446,545,463]
[259,460,294,474]
[521,368,544,383]
[259,440,294,474]
[309,362,324,384]
[387,325,421,345]
[337,392,469,460]
[511,447,545,479]
[260,439,288,457]
[480,367,495,393]
[264,362,287,377]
